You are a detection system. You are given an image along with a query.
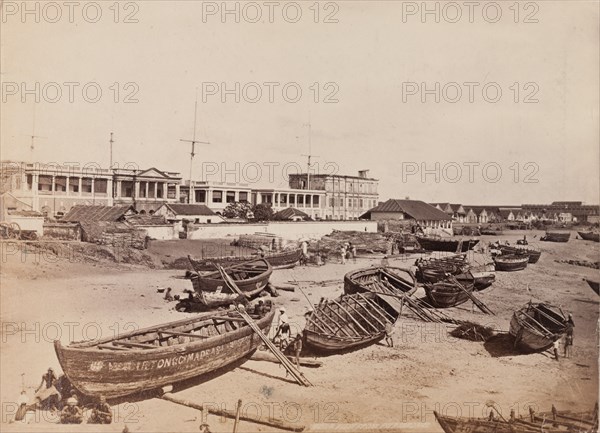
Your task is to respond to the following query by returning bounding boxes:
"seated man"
[88,395,112,424]
[60,397,83,424]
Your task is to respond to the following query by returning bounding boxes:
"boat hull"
[509,303,567,352]
[192,259,272,294]
[499,246,541,263]
[424,281,475,308]
[585,279,599,296]
[190,249,302,271]
[304,293,399,353]
[493,256,529,272]
[578,232,600,242]
[541,231,571,242]
[54,311,276,398]
[435,412,535,433]
[416,236,479,252]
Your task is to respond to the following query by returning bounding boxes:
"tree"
[222,201,252,219]
[252,203,274,221]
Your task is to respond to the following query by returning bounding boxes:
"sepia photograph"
[1,1,599,432]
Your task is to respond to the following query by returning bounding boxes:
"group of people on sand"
[12,367,112,425]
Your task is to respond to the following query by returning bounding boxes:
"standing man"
[275,307,291,350]
[35,367,60,411]
[384,322,394,347]
[340,244,347,264]
[350,243,357,263]
[552,339,560,361]
[564,314,575,358]
[300,240,309,265]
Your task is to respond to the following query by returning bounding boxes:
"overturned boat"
[541,231,571,243]
[578,231,600,242]
[423,279,476,308]
[54,309,276,398]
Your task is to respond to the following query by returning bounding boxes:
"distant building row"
[0,161,379,222]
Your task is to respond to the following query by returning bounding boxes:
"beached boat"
[343,266,417,296]
[493,255,529,272]
[423,279,475,308]
[509,302,569,352]
[304,293,399,353]
[585,279,599,296]
[459,268,496,291]
[578,231,600,242]
[499,245,541,264]
[54,309,276,398]
[189,248,302,271]
[435,408,598,433]
[416,236,479,252]
[190,258,272,294]
[414,254,468,283]
[541,231,571,243]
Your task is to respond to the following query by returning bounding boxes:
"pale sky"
[2,1,598,205]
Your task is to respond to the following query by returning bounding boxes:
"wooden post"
[233,399,242,433]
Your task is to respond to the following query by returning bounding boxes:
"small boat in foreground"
[423,279,475,308]
[435,407,598,433]
[416,236,480,252]
[493,255,529,272]
[54,308,276,398]
[189,248,302,271]
[578,231,600,242]
[304,293,398,353]
[541,231,571,243]
[509,302,569,352]
[585,279,599,296]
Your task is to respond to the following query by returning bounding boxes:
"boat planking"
[54,309,276,399]
[509,302,568,352]
[304,293,399,353]
[189,248,303,271]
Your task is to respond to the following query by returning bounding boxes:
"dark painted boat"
[499,245,541,264]
[423,280,475,308]
[457,268,496,291]
[435,408,597,433]
[509,302,568,352]
[189,248,302,271]
[416,236,479,252]
[414,254,468,283]
[54,309,276,398]
[190,258,272,294]
[304,293,398,353]
[343,266,417,296]
[578,231,600,242]
[541,231,571,242]
[493,255,529,272]
[585,279,599,296]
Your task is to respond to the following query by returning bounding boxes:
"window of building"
[313,196,319,207]
[297,195,304,206]
[289,195,295,205]
[239,191,248,202]
[212,190,223,203]
[226,191,236,203]
[195,190,206,203]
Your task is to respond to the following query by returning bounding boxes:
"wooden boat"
[457,268,496,291]
[499,245,541,264]
[435,408,598,433]
[191,258,272,294]
[541,231,571,242]
[423,279,475,308]
[493,254,529,272]
[416,236,479,252]
[585,279,599,296]
[509,302,568,352]
[189,248,302,271]
[343,266,417,296]
[578,231,600,242]
[414,255,468,283]
[304,293,399,352]
[54,309,276,398]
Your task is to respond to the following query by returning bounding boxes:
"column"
[78,177,83,196]
[51,176,56,193]
[66,177,70,196]
[175,184,180,202]
[107,178,114,206]
[145,182,149,200]
[134,181,140,199]
[116,180,122,198]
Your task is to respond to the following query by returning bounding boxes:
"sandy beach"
[1,230,598,432]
